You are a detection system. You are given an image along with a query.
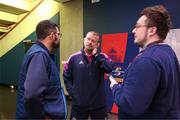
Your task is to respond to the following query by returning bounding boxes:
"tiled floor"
[0,85,118,119]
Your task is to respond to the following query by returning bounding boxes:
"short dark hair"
[140,5,172,40]
[86,31,100,37]
[36,20,58,40]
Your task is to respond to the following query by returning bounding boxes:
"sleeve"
[111,58,161,117]
[95,53,114,73]
[24,52,49,118]
[63,57,73,97]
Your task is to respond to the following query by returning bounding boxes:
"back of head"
[36,20,58,40]
[140,5,172,40]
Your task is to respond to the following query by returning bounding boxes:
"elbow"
[24,90,38,101]
[24,88,44,101]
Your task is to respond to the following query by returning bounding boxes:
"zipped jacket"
[63,49,114,108]
[16,42,67,119]
[112,44,180,119]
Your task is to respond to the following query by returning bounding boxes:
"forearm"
[95,54,114,73]
[24,53,49,118]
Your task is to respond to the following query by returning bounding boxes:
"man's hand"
[109,75,118,89]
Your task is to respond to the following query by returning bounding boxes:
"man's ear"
[49,32,54,40]
[149,26,157,36]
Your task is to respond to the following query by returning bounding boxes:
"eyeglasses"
[55,32,62,37]
[134,24,149,29]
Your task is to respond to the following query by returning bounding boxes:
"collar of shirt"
[140,40,163,53]
[81,48,94,63]
[132,41,167,62]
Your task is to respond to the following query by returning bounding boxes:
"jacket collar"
[36,41,56,61]
[36,40,50,54]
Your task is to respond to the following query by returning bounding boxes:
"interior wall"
[83,0,180,69]
[0,59,2,83]
[0,0,83,92]
[0,0,61,85]
[0,43,24,85]
[59,0,83,94]
[0,0,60,57]
[83,0,180,112]
[0,14,60,86]
[84,0,180,34]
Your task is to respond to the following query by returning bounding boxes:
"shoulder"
[70,51,82,57]
[146,43,171,55]
[66,51,82,63]
[143,44,174,62]
[27,44,49,57]
[30,52,49,63]
[130,57,161,76]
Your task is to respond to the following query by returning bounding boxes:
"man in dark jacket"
[109,5,180,119]
[63,31,114,119]
[16,20,67,119]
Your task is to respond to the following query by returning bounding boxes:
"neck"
[143,35,162,48]
[84,48,93,56]
[141,39,163,52]
[40,40,53,53]
[145,40,162,48]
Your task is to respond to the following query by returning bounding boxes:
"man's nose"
[132,28,135,33]
[88,40,92,44]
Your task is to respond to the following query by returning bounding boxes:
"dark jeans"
[70,105,107,120]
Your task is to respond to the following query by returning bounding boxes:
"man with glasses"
[16,20,67,119]
[109,5,180,119]
[63,31,114,119]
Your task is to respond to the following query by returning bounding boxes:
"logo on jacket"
[79,60,84,64]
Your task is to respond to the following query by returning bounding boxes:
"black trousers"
[70,105,107,120]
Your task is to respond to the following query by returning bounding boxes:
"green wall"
[0,13,60,86]
[0,43,24,85]
[0,59,2,84]
[0,0,83,90]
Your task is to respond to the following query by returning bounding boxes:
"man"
[109,5,180,119]
[16,20,67,119]
[63,31,114,119]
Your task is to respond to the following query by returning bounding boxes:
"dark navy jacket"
[16,41,67,119]
[63,49,114,108]
[112,43,180,119]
